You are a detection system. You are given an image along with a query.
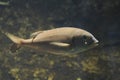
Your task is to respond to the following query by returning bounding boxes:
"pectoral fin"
[50,42,70,47]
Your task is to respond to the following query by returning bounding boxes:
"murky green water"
[0,0,120,80]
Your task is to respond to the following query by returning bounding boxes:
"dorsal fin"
[30,31,44,38]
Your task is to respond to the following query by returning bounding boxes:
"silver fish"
[2,27,99,56]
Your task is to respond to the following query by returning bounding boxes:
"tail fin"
[0,29,23,52]
[10,43,21,53]
[0,30,24,44]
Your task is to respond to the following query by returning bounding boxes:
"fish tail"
[0,29,23,52]
[10,43,21,53]
[0,30,24,44]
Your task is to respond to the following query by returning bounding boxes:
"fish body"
[1,27,99,56]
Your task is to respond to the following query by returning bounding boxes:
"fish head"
[71,31,99,52]
[82,33,99,45]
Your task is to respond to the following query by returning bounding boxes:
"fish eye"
[84,41,87,44]
[83,35,88,44]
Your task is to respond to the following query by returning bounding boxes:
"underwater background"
[0,0,120,80]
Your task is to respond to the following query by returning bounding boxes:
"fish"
[1,27,99,56]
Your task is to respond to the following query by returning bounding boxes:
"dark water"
[0,0,120,80]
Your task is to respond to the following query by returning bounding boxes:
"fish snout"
[92,36,99,44]
[93,39,99,47]
[94,39,99,44]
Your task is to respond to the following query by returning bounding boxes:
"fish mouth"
[93,41,99,46]
[93,38,99,45]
